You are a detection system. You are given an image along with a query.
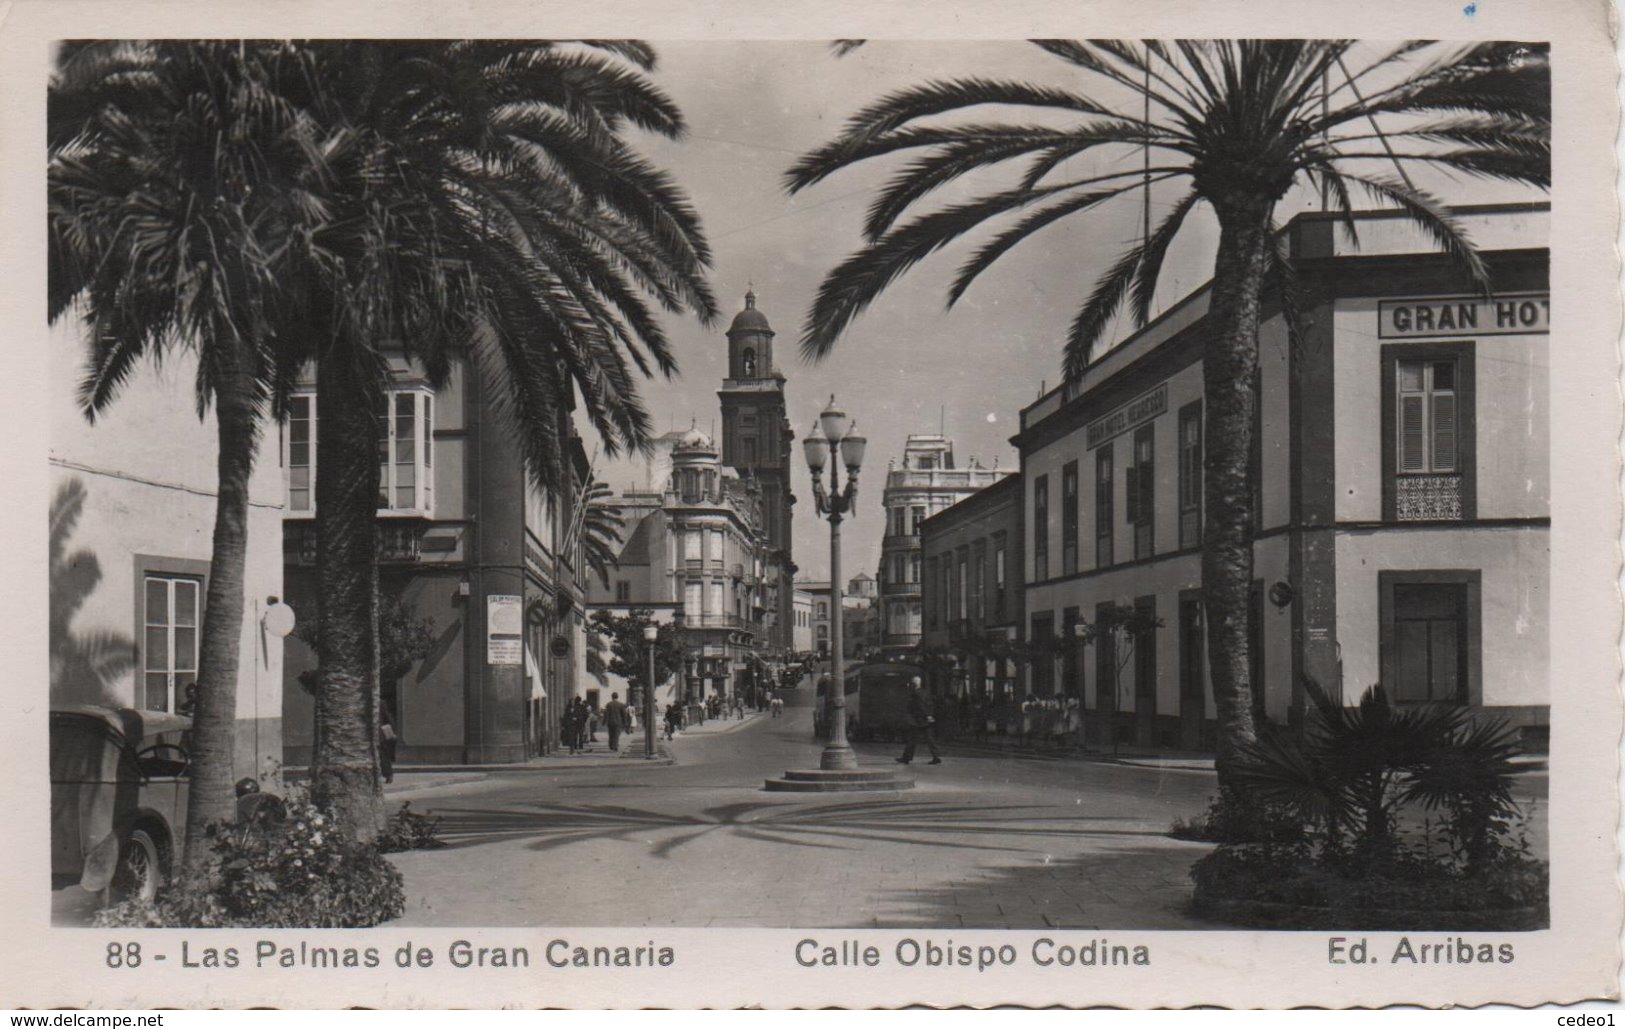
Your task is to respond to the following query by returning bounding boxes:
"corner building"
[1013,204,1549,749]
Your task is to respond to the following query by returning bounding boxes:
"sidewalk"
[665,709,767,738]
[942,734,1548,774]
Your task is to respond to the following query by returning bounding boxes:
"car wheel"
[108,828,163,906]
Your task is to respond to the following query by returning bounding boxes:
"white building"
[49,319,286,783]
[877,435,1013,648]
[1014,203,1549,749]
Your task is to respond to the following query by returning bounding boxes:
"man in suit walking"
[603,692,631,752]
[896,676,942,765]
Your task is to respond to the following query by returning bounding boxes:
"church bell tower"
[717,288,796,654]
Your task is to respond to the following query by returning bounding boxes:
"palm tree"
[281,41,715,837]
[787,40,1549,785]
[582,480,628,590]
[48,41,317,866]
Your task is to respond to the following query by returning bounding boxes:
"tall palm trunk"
[184,357,259,867]
[311,355,385,840]
[1201,195,1273,786]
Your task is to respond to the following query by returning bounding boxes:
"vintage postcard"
[1,0,1618,1011]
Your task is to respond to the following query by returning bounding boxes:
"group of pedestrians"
[966,693,1082,748]
[560,693,635,755]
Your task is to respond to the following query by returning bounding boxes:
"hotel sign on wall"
[1378,294,1549,338]
[1086,383,1168,449]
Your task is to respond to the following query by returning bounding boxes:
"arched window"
[742,347,756,377]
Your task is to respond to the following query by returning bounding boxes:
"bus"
[814,660,922,743]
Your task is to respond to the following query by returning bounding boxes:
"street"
[387,687,1228,929]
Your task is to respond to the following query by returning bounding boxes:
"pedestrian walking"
[603,692,630,752]
[663,701,680,741]
[561,702,579,754]
[895,676,941,765]
[379,702,398,784]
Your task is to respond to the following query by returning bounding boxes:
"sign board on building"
[1377,294,1549,338]
[487,594,523,665]
[1086,384,1168,449]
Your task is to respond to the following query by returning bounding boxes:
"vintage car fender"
[80,829,120,893]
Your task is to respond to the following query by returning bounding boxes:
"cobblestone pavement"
[387,690,1231,929]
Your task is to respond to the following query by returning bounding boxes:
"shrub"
[1169,787,1307,845]
[94,792,404,928]
[378,802,445,853]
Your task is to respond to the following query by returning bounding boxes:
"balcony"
[285,518,425,565]
[1395,474,1463,521]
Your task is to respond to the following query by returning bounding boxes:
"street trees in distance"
[787,40,1549,789]
[588,609,687,704]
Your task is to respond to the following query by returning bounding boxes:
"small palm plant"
[1229,681,1524,871]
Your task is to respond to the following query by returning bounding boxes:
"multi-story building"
[792,587,815,656]
[1014,203,1549,749]
[920,472,1025,700]
[716,289,797,655]
[797,577,877,663]
[280,354,592,765]
[877,435,1013,649]
[50,321,286,784]
[587,429,776,706]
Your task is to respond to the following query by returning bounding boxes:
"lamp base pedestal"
[764,768,915,792]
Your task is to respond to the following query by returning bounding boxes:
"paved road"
[387,688,1231,929]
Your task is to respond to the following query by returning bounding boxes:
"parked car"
[50,705,282,906]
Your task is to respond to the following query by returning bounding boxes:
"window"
[1126,425,1154,560]
[143,575,200,712]
[993,537,1007,619]
[973,540,986,623]
[1030,612,1054,696]
[287,388,433,515]
[957,548,968,622]
[1061,460,1079,576]
[684,531,702,561]
[816,601,827,619]
[288,395,315,512]
[890,507,907,538]
[940,559,952,627]
[1033,475,1050,581]
[1383,347,1475,521]
[1381,571,1480,705]
[1061,607,1081,696]
[1179,401,1203,549]
[615,580,631,602]
[708,582,724,617]
[925,558,938,627]
[707,529,724,563]
[909,552,920,585]
[910,506,926,535]
[1095,448,1114,567]
[685,581,703,616]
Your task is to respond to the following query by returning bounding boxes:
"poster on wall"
[486,593,522,665]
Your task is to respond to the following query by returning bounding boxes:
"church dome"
[675,427,715,452]
[727,288,773,335]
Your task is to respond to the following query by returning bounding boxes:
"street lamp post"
[803,396,867,771]
[643,623,659,759]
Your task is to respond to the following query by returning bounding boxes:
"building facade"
[920,472,1025,700]
[280,352,592,765]
[1014,203,1549,749]
[716,289,797,655]
[49,320,287,784]
[587,429,776,707]
[796,578,876,663]
[792,587,815,656]
[877,434,1013,649]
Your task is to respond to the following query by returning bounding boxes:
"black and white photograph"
[7,0,1621,1012]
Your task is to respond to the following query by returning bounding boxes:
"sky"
[593,40,1544,582]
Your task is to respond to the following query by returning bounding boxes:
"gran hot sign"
[1378,294,1549,338]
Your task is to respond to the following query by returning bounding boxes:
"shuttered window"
[1178,401,1202,549]
[1061,461,1079,576]
[1130,425,1154,560]
[1397,360,1458,474]
[1095,448,1114,567]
